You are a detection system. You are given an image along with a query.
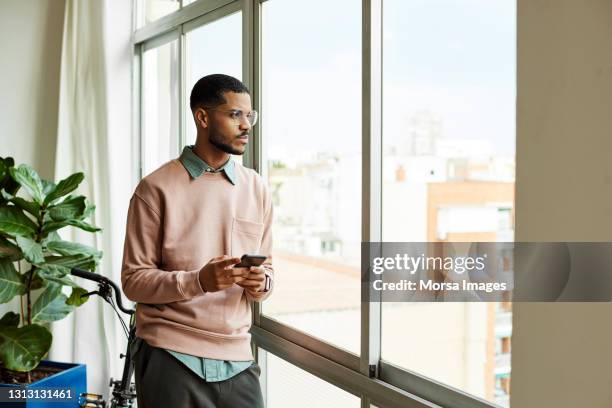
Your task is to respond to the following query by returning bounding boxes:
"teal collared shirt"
[179,145,236,185]
[166,350,253,382]
[162,145,250,382]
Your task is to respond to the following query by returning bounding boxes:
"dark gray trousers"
[132,338,265,408]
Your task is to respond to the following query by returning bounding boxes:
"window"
[264,350,361,407]
[141,37,179,177]
[381,0,516,406]
[185,11,242,147]
[260,0,362,355]
[139,0,180,27]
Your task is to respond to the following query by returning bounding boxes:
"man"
[121,74,273,407]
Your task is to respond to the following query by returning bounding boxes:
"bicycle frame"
[110,314,137,408]
[71,268,137,408]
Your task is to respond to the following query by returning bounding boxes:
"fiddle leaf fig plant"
[0,157,102,376]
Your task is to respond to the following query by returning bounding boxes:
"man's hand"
[198,255,247,293]
[235,266,267,292]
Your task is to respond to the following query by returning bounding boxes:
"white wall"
[0,0,66,179]
[513,0,612,407]
[0,0,66,339]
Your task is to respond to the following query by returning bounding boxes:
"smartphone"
[234,254,267,268]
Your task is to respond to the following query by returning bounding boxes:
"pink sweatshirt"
[121,159,273,361]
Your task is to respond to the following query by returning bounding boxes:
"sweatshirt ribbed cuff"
[177,269,205,299]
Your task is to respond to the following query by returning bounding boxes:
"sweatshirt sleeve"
[245,185,275,302]
[121,193,205,304]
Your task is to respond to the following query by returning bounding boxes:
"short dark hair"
[189,74,250,112]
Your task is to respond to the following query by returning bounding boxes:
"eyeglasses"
[203,107,258,126]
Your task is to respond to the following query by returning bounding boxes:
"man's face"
[203,91,252,155]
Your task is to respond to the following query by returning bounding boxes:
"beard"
[208,125,245,155]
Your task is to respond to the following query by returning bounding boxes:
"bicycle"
[70,267,137,408]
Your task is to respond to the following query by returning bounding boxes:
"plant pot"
[0,360,87,408]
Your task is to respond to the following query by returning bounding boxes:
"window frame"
[132,1,504,407]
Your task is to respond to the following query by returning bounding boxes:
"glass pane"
[261,0,362,354]
[143,0,179,26]
[264,350,361,408]
[142,39,180,176]
[381,1,515,407]
[185,12,242,148]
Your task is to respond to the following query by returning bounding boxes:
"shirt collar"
[179,145,236,185]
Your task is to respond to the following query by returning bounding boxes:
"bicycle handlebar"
[71,268,135,315]
[71,267,109,284]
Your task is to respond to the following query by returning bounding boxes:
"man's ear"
[195,108,208,129]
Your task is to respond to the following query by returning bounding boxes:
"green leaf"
[9,165,44,204]
[36,262,71,276]
[47,196,86,221]
[15,236,44,264]
[0,206,38,238]
[41,220,66,235]
[0,235,22,261]
[41,180,56,196]
[66,287,89,306]
[10,196,40,218]
[36,269,79,288]
[1,157,15,168]
[0,311,20,327]
[42,230,61,246]
[82,203,96,219]
[31,284,74,323]
[0,324,51,371]
[0,160,6,183]
[44,254,96,270]
[44,219,101,235]
[0,189,9,201]
[46,240,102,260]
[0,259,26,303]
[35,261,93,287]
[44,173,84,206]
[0,158,20,197]
[67,219,101,233]
[1,190,41,218]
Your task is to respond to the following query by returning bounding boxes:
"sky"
[185,0,517,157]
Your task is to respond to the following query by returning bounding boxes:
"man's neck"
[192,141,230,170]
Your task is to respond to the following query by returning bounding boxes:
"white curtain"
[50,0,134,399]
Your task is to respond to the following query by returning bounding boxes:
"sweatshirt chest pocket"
[231,217,264,257]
